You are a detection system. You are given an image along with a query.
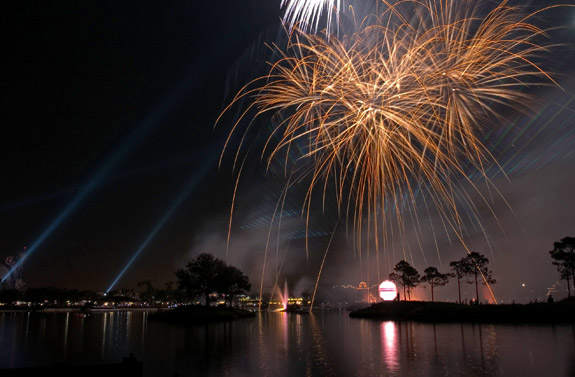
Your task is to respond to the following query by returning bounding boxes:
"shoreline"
[349,299,575,323]
[0,307,161,313]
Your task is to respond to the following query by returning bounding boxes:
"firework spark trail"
[281,0,343,35]
[219,0,570,302]
[310,220,339,312]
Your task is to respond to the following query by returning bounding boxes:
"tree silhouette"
[549,236,575,297]
[175,253,251,307]
[175,253,227,306]
[465,252,496,303]
[138,280,158,303]
[389,260,420,301]
[449,258,470,304]
[421,266,451,302]
[219,265,251,307]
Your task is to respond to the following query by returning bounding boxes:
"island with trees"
[149,253,255,324]
[350,240,575,323]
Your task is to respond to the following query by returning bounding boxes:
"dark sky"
[1,0,281,290]
[1,0,574,303]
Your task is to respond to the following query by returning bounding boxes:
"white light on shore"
[379,280,397,301]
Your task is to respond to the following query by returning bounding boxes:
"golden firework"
[218,0,566,300]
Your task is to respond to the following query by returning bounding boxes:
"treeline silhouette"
[389,251,495,303]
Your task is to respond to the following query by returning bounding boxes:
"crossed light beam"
[105,155,214,293]
[1,67,202,284]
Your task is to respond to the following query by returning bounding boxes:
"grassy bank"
[349,299,575,323]
[149,305,255,325]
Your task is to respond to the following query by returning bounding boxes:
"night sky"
[1,0,574,303]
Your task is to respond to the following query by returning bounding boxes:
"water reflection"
[310,312,334,376]
[62,312,69,358]
[101,312,107,358]
[1,311,574,376]
[0,311,149,368]
[380,321,398,372]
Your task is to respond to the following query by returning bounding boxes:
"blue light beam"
[1,68,201,284]
[105,159,213,293]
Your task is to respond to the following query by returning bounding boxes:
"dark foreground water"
[1,309,574,376]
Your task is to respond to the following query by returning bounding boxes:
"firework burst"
[219,0,568,300]
[281,0,343,35]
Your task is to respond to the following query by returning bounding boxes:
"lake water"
[1,309,574,376]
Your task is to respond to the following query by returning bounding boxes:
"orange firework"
[218,0,567,301]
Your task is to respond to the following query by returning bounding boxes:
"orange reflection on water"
[380,321,399,372]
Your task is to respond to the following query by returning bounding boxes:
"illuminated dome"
[378,280,397,301]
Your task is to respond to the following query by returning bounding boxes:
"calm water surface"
[1,310,574,376]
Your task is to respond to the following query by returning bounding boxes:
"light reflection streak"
[63,312,69,359]
[380,321,399,372]
[460,322,468,362]
[126,311,132,355]
[478,324,486,370]
[309,313,332,376]
[78,313,85,349]
[355,318,377,376]
[101,313,108,359]
[257,312,270,375]
[432,323,439,362]
[141,311,147,355]
[282,312,289,359]
[404,322,417,361]
[24,312,30,344]
[39,315,46,345]
[295,312,304,353]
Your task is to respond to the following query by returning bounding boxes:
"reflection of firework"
[281,0,342,34]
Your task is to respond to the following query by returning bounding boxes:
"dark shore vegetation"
[149,305,255,325]
[349,298,575,323]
